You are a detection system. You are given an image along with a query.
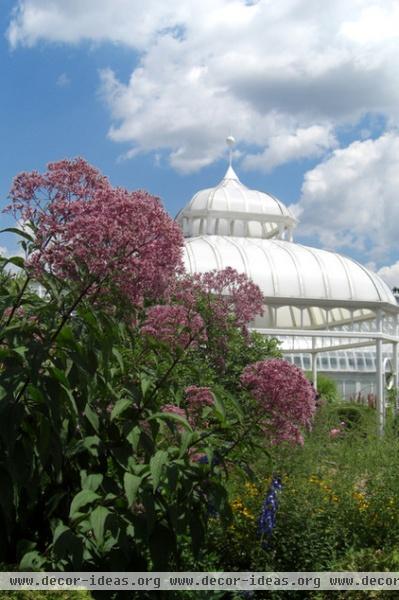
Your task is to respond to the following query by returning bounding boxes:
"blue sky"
[1,0,399,285]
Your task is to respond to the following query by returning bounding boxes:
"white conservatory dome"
[176,137,399,432]
[176,139,399,427]
[176,165,297,241]
[178,156,397,330]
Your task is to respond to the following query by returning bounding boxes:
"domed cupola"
[176,138,297,241]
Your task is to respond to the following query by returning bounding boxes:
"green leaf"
[148,411,192,431]
[19,551,46,571]
[84,403,99,433]
[150,450,168,492]
[53,523,71,544]
[90,506,110,545]
[123,472,142,508]
[56,325,76,347]
[126,425,141,451]
[139,374,153,398]
[26,384,45,404]
[112,347,125,373]
[179,431,197,458]
[14,346,28,358]
[166,464,179,493]
[5,256,25,269]
[48,366,70,388]
[110,398,131,421]
[214,393,226,420]
[0,227,34,242]
[82,473,103,492]
[69,489,100,519]
[53,524,83,569]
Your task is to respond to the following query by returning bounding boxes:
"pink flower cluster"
[161,386,214,430]
[141,304,206,350]
[329,422,346,439]
[192,267,264,329]
[240,359,316,446]
[6,159,184,307]
[7,158,109,221]
[184,386,214,409]
[161,404,186,419]
[3,306,25,320]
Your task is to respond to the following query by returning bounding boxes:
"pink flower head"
[189,452,208,464]
[240,359,317,446]
[3,306,25,320]
[141,304,206,349]
[6,159,184,308]
[161,404,186,418]
[192,267,264,329]
[160,404,189,433]
[329,428,342,439]
[185,386,214,409]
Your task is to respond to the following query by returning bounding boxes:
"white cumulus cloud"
[378,261,399,288]
[293,132,399,262]
[243,125,337,172]
[7,0,399,172]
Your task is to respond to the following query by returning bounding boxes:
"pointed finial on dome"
[224,136,239,180]
[226,135,236,167]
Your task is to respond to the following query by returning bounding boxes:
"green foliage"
[0,592,91,600]
[306,372,340,403]
[205,401,399,584]
[0,235,278,573]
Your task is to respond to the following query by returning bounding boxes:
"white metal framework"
[177,156,399,433]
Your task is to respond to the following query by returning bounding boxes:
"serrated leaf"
[90,506,110,545]
[150,450,168,492]
[123,472,142,508]
[110,398,131,421]
[69,489,99,519]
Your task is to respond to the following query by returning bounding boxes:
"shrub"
[0,158,290,575]
[306,372,339,404]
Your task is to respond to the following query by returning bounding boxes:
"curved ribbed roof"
[176,165,297,240]
[184,235,395,304]
[183,235,398,329]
